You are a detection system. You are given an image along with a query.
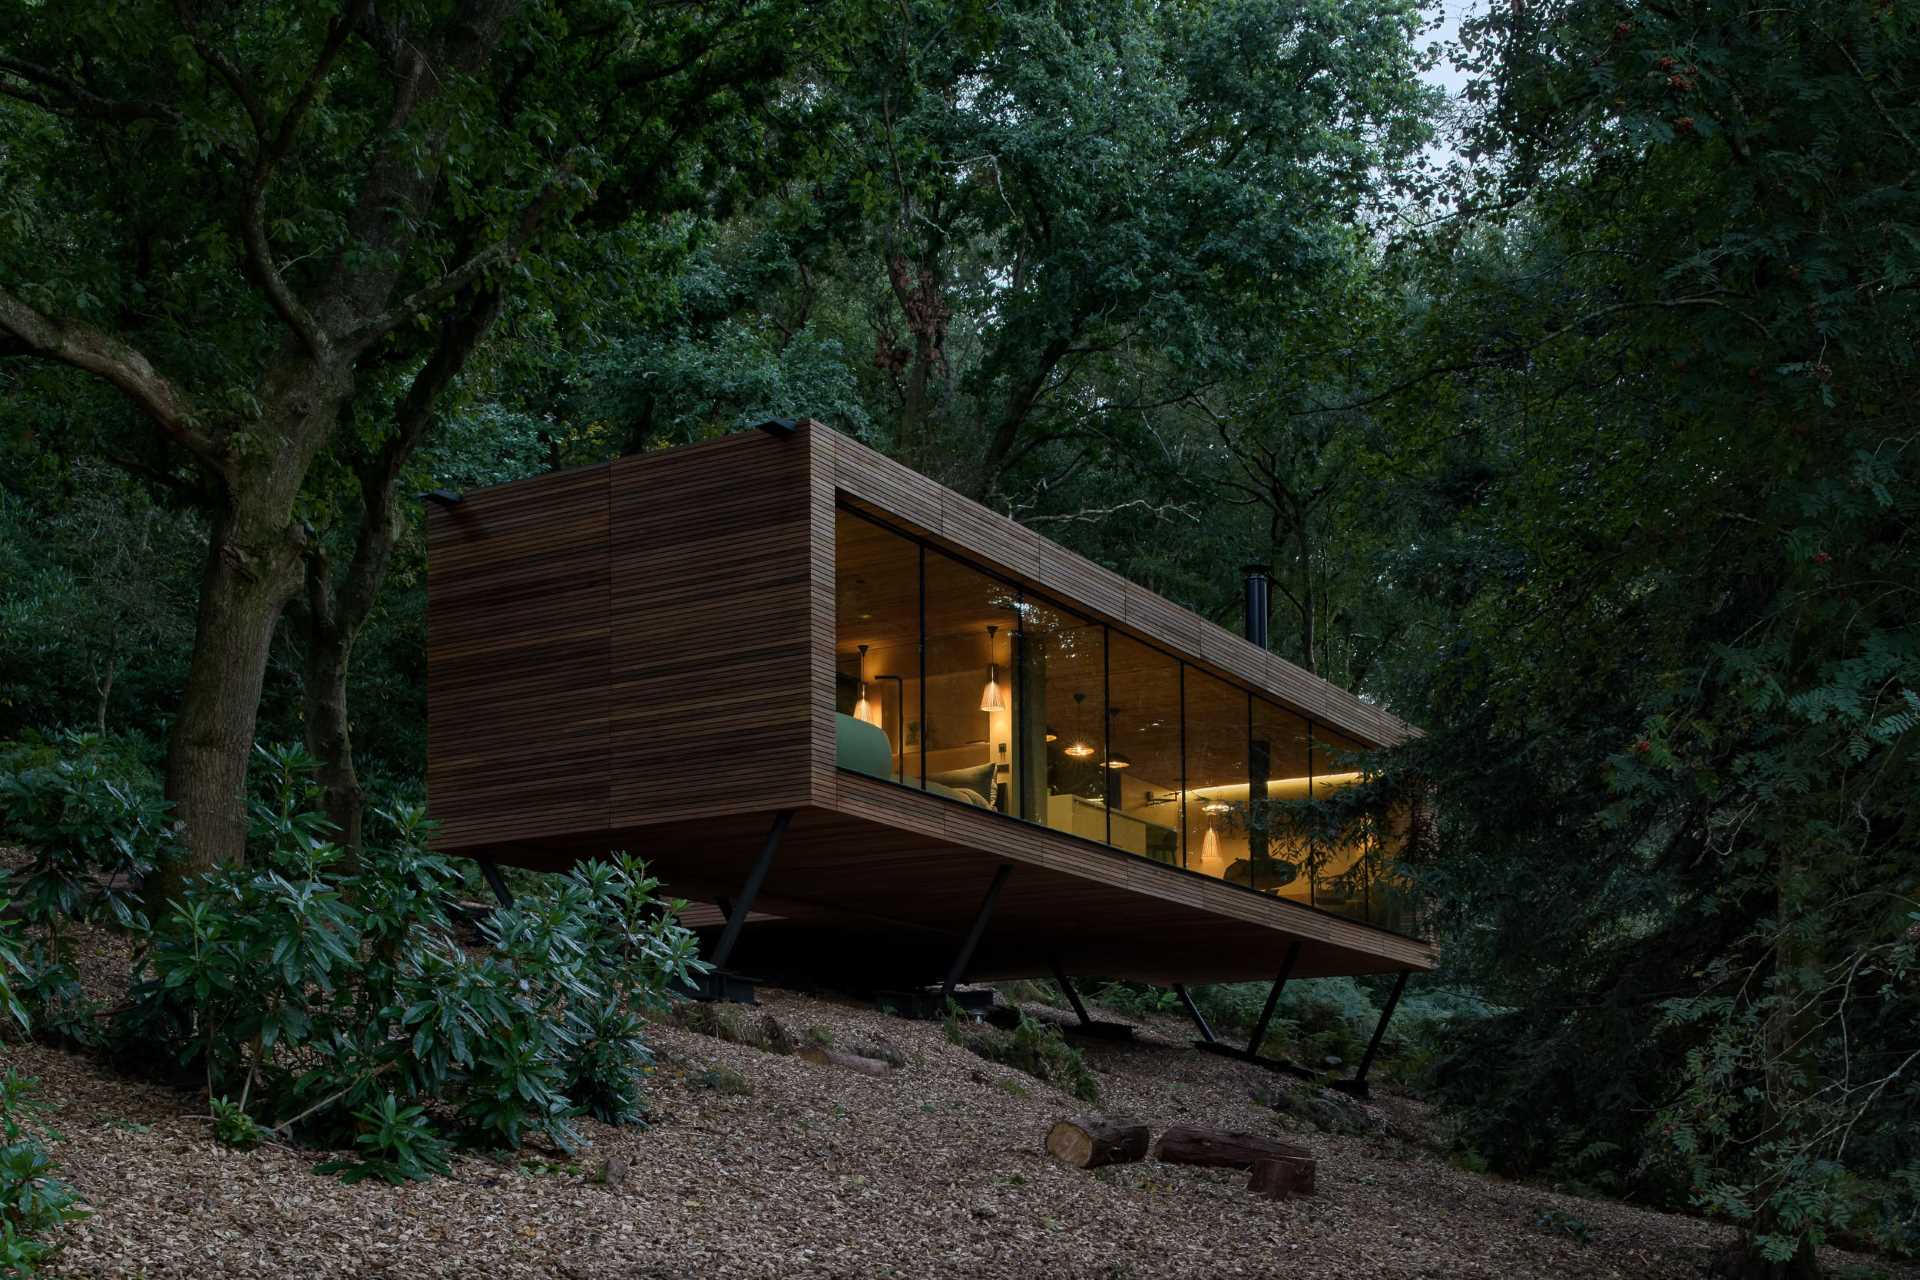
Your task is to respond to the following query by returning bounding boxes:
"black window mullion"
[1306,718,1316,907]
[1102,624,1111,849]
[925,541,933,790]
[1177,663,1188,870]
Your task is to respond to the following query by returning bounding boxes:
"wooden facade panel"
[940,490,1043,579]
[1039,544,1128,621]
[834,775,1436,971]
[1198,626,1273,695]
[832,433,944,531]
[1122,584,1205,658]
[607,433,815,827]
[806,429,841,807]
[426,464,611,851]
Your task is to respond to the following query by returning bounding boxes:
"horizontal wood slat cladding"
[608,433,814,827]
[806,429,841,806]
[427,464,612,851]
[825,428,1415,748]
[830,773,1435,972]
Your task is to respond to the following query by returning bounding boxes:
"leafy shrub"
[1089,981,1179,1019]
[113,746,703,1172]
[0,897,26,1037]
[0,1070,86,1278]
[208,1097,265,1151]
[0,730,176,1043]
[315,1095,453,1185]
[946,1005,1098,1103]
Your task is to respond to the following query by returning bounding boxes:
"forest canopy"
[1,0,1915,1274]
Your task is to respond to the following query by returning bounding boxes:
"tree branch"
[0,56,183,125]
[344,241,517,351]
[0,286,219,468]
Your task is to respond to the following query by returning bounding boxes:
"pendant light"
[853,644,880,727]
[979,624,1005,712]
[1202,824,1221,868]
[1064,691,1095,758]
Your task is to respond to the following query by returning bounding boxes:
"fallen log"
[1247,1154,1316,1199]
[1153,1125,1313,1171]
[797,1044,891,1076]
[1045,1115,1151,1169]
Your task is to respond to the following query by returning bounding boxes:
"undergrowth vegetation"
[0,735,703,1187]
[945,1004,1099,1103]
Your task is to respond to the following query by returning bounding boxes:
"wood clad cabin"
[426,422,1436,995]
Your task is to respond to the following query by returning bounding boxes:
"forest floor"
[12,973,1918,1280]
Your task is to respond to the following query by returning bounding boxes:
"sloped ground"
[10,987,1915,1280]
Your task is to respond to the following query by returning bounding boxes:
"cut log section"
[797,1045,892,1076]
[1045,1115,1152,1169]
[1246,1154,1317,1199]
[1153,1125,1313,1171]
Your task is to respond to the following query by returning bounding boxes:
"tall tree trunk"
[298,287,503,856]
[301,554,363,855]
[154,502,305,910]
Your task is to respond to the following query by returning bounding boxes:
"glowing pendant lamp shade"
[980,624,1005,712]
[853,644,881,728]
[1064,691,1095,758]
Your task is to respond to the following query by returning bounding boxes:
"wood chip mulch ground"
[7,986,1915,1279]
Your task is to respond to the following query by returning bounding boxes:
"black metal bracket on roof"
[417,488,463,507]
[1192,941,1316,1080]
[936,863,1013,1008]
[1328,970,1410,1100]
[754,417,800,438]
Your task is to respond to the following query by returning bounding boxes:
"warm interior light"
[1103,752,1131,770]
[1064,690,1094,757]
[1202,825,1220,866]
[979,624,1004,711]
[853,643,879,726]
[1202,799,1231,815]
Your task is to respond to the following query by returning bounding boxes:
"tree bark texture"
[1152,1126,1313,1171]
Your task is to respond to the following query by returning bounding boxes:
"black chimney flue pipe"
[1242,564,1270,650]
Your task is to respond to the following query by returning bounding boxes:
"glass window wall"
[834,509,921,785]
[833,502,1410,931]
[1105,634,1182,865]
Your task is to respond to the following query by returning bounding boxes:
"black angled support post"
[938,864,1012,1007]
[478,859,513,908]
[1246,942,1302,1057]
[1052,955,1093,1027]
[1173,983,1215,1044]
[709,810,792,973]
[1331,971,1410,1099]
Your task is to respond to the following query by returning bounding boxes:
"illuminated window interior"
[833,503,1406,929]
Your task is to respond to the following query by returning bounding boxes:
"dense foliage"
[0,737,702,1189]
[2,0,1916,1273]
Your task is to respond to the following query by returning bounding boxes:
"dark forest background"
[1,0,1914,1273]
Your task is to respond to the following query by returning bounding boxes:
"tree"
[1388,1,1920,1271]
[794,0,1438,502]
[0,0,815,877]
